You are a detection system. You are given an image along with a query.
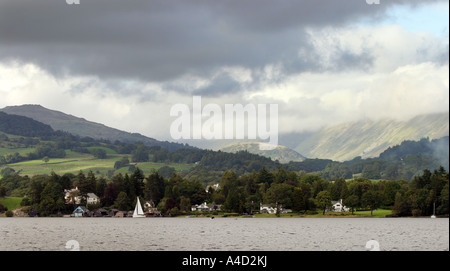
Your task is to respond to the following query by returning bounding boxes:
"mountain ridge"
[220,142,306,164]
[0,104,189,151]
[1,104,448,163]
[294,112,449,161]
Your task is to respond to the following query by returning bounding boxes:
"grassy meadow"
[1,146,194,177]
[0,197,23,211]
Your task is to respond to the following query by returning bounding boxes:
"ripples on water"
[0,217,448,251]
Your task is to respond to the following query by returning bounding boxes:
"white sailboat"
[431,202,436,219]
[133,197,146,218]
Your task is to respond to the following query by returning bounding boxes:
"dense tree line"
[214,166,448,217]
[0,167,207,216]
[1,164,447,217]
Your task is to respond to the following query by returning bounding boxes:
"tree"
[256,167,274,187]
[220,170,239,199]
[0,167,15,177]
[144,171,165,205]
[95,177,107,198]
[179,196,191,212]
[39,197,56,216]
[265,183,293,217]
[40,180,64,205]
[315,191,332,215]
[114,157,130,170]
[393,192,412,216]
[362,190,384,216]
[0,185,6,198]
[223,186,246,214]
[132,145,149,162]
[29,180,44,205]
[158,166,176,179]
[292,182,312,213]
[90,148,107,159]
[312,178,329,198]
[344,195,359,215]
[131,167,145,197]
[115,191,129,211]
[102,182,118,207]
[78,171,97,204]
[320,163,352,181]
[42,156,50,163]
[438,183,449,215]
[329,178,348,200]
[382,180,402,206]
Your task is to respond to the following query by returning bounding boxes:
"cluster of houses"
[190,201,349,214]
[71,205,161,218]
[260,204,291,214]
[62,186,350,218]
[64,187,100,206]
[190,202,222,212]
[64,187,161,218]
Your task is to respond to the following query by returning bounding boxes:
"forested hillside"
[0,112,58,138]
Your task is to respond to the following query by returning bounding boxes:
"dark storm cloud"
[193,73,243,96]
[0,0,444,87]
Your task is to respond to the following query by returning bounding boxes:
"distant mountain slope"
[220,142,306,164]
[295,112,449,161]
[0,104,188,151]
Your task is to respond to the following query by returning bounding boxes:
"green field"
[354,209,393,217]
[1,147,193,177]
[0,197,23,211]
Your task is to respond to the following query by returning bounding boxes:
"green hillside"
[0,112,279,183]
[0,104,187,151]
[0,139,193,178]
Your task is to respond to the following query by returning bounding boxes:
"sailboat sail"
[133,197,145,218]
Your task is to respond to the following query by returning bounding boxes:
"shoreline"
[1,214,448,219]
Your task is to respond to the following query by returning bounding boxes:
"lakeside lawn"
[252,209,393,218]
[0,197,23,211]
[354,209,393,217]
[187,209,394,218]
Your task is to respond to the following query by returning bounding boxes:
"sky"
[0,0,448,146]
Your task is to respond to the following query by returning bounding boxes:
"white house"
[331,199,350,212]
[64,187,99,206]
[191,202,221,212]
[260,204,291,214]
[64,187,81,204]
[86,193,100,206]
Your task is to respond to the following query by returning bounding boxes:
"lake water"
[0,217,448,251]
